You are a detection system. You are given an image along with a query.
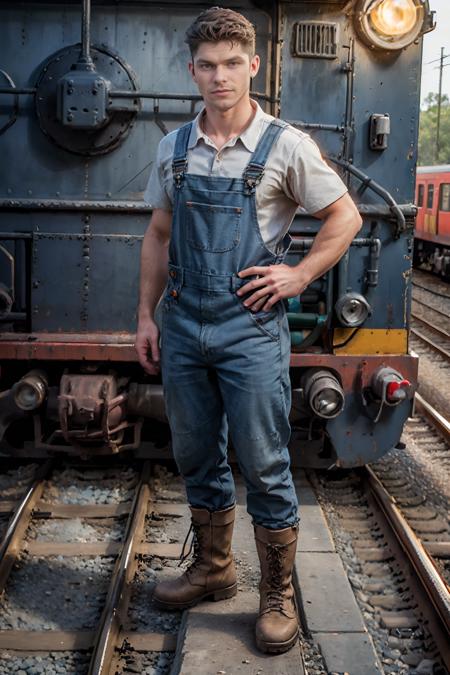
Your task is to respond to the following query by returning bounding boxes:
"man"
[136,6,362,655]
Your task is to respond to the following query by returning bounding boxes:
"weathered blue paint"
[0,1,424,464]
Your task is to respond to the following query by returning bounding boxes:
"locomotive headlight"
[370,0,417,36]
[335,292,371,328]
[311,387,343,418]
[12,370,48,411]
[355,0,433,51]
[302,369,345,420]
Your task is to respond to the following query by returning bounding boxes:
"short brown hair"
[185,7,256,58]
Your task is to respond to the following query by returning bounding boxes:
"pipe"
[338,251,350,298]
[80,0,93,67]
[367,238,381,288]
[328,157,406,236]
[288,121,345,133]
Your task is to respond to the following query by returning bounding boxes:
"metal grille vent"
[292,22,338,59]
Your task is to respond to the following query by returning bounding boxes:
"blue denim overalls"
[160,119,299,529]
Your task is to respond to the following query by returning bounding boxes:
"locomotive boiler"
[0,0,434,467]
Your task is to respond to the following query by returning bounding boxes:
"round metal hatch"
[35,43,140,156]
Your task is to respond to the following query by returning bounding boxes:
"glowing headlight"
[370,0,418,36]
[355,0,432,51]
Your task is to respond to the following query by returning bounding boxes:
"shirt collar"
[188,99,267,153]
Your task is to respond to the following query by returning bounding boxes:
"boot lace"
[178,522,204,572]
[265,543,285,612]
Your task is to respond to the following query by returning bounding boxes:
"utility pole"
[436,47,444,163]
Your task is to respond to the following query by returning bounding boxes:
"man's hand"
[135,317,161,375]
[236,264,306,312]
[237,194,362,312]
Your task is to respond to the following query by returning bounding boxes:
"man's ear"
[250,54,260,78]
[188,61,197,83]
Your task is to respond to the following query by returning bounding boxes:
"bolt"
[67,113,74,122]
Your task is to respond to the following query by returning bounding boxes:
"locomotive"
[0,0,434,467]
[414,165,450,278]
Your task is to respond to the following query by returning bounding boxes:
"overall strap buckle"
[243,162,265,195]
[242,120,288,195]
[172,158,188,189]
[171,121,192,189]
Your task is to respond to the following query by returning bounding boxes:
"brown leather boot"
[254,524,299,654]
[153,504,237,610]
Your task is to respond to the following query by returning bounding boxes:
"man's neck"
[202,98,256,149]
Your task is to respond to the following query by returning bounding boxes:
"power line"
[426,53,450,65]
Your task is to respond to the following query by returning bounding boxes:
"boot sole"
[154,582,238,611]
[256,628,299,654]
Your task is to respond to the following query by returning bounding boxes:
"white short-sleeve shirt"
[144,100,348,253]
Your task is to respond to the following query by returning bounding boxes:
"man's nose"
[213,66,227,83]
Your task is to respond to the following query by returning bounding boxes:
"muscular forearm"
[138,227,169,321]
[237,193,362,311]
[295,207,362,289]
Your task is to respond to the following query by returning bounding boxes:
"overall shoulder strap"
[243,119,288,194]
[172,122,193,189]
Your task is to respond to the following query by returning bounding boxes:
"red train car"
[414,165,450,277]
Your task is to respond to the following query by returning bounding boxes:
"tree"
[418,92,450,165]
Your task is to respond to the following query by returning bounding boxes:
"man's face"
[189,41,260,112]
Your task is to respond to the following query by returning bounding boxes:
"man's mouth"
[211,89,232,94]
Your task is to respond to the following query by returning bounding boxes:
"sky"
[420,0,450,105]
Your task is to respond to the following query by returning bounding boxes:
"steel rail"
[364,466,450,668]
[411,313,450,341]
[88,462,151,675]
[410,326,450,363]
[413,392,450,445]
[0,460,52,593]
[412,296,449,321]
[412,280,450,301]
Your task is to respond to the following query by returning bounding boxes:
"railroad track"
[412,269,450,299]
[0,462,184,674]
[412,279,450,302]
[412,273,450,324]
[411,273,450,364]
[0,396,449,674]
[410,313,450,364]
[411,271,450,427]
[312,395,450,673]
[0,461,314,674]
[412,296,449,325]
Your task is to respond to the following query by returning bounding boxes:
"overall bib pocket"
[186,201,241,253]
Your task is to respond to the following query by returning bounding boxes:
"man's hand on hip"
[237,264,307,312]
[135,317,161,375]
